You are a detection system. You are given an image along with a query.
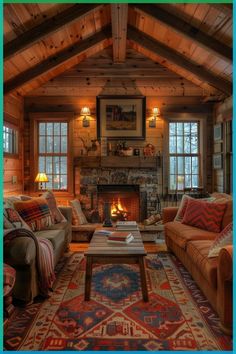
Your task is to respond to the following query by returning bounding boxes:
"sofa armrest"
[59,206,72,224]
[4,237,36,266]
[217,245,233,334]
[162,207,178,224]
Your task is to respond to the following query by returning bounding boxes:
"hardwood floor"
[69,241,167,253]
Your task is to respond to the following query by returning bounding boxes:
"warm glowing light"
[80,107,90,116]
[111,198,127,217]
[153,107,160,117]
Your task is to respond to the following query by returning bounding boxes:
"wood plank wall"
[213,96,232,193]
[4,93,24,196]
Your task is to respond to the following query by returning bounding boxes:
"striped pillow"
[181,198,226,233]
[208,222,232,258]
[42,190,66,224]
[69,199,88,226]
[14,197,53,232]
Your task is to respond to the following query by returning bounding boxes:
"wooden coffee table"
[84,229,149,302]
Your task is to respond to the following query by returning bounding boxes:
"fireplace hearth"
[97,184,141,222]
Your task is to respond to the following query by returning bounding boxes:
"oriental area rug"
[4,252,232,351]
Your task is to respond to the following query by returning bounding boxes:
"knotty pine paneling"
[4,93,24,196]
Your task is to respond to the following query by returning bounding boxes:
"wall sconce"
[81,107,91,127]
[149,107,161,128]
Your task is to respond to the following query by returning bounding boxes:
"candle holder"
[103,202,113,227]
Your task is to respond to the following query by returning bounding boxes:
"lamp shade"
[80,107,90,116]
[35,173,49,183]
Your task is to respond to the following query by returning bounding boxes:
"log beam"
[4,26,112,94]
[132,4,232,62]
[111,4,128,63]
[4,4,101,60]
[127,25,232,96]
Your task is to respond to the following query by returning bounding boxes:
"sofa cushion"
[14,198,53,232]
[42,190,66,224]
[70,199,88,225]
[186,240,218,288]
[208,222,232,258]
[182,198,226,233]
[35,229,65,253]
[4,207,31,230]
[165,221,218,249]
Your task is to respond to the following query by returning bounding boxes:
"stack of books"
[115,221,139,231]
[107,231,134,244]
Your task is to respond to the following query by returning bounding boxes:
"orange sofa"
[163,194,232,334]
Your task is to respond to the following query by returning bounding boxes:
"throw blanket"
[4,228,55,297]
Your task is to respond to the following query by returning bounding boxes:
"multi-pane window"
[3,125,18,154]
[169,122,199,191]
[38,122,68,190]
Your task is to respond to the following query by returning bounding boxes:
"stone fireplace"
[74,157,162,222]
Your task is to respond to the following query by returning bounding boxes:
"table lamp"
[35,172,49,191]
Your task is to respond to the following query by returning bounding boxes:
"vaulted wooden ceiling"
[4,3,232,99]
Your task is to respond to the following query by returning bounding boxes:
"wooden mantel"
[74,156,161,169]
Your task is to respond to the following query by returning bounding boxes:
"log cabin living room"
[3,2,233,351]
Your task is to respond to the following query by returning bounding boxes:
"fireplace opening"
[97,184,140,222]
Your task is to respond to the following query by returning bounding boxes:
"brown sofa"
[163,194,232,334]
[4,206,72,304]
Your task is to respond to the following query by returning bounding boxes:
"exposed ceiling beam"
[4,4,101,60]
[210,4,232,17]
[131,4,232,63]
[111,4,128,63]
[4,26,112,94]
[127,25,232,96]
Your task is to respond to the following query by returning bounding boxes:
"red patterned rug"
[4,252,232,351]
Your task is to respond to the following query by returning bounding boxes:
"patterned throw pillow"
[4,207,31,230]
[70,199,88,226]
[208,222,232,258]
[174,194,215,222]
[174,195,192,222]
[14,197,53,232]
[42,190,66,224]
[181,198,226,233]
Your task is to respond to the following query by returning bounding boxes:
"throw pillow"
[42,190,66,224]
[181,198,226,233]
[174,194,216,222]
[14,197,53,232]
[208,222,232,258]
[174,194,192,222]
[3,207,31,230]
[70,199,88,225]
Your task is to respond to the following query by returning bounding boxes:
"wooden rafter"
[4,26,112,94]
[210,4,232,17]
[127,25,232,96]
[111,4,128,63]
[131,4,232,62]
[4,4,101,60]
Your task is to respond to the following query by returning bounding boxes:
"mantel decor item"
[214,123,223,141]
[97,95,146,140]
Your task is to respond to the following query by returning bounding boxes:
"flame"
[111,198,127,216]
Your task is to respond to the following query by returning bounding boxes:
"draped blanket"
[4,228,55,297]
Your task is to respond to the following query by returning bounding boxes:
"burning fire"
[111,198,128,220]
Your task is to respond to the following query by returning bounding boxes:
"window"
[3,125,18,154]
[169,121,200,191]
[38,122,68,190]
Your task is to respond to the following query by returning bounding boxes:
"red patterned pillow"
[181,198,226,233]
[208,222,232,258]
[14,197,53,232]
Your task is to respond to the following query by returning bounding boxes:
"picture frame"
[213,123,223,141]
[213,153,223,169]
[97,95,146,140]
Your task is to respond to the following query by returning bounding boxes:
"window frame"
[163,114,207,195]
[30,112,74,195]
[3,121,19,157]
[168,120,200,192]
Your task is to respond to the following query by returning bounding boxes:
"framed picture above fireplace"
[97,95,146,140]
